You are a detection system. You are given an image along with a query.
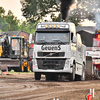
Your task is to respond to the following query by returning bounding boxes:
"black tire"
[46,74,52,81]
[54,74,58,81]
[75,64,85,81]
[69,64,75,81]
[46,74,58,81]
[19,62,24,72]
[30,62,33,72]
[35,72,41,80]
[13,68,20,72]
[24,62,30,72]
[8,67,11,72]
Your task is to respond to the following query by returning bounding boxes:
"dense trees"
[0,0,99,33]
[69,0,100,24]
[20,0,59,22]
[0,7,20,31]
[21,0,100,26]
[0,7,36,33]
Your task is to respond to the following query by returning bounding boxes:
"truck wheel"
[54,74,58,81]
[46,74,58,81]
[34,72,41,80]
[46,75,51,81]
[30,62,33,72]
[8,67,11,72]
[69,64,75,81]
[13,68,19,72]
[24,62,30,72]
[19,62,24,72]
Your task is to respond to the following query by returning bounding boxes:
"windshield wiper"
[37,40,49,44]
[52,39,65,44]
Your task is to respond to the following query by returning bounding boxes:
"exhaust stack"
[60,0,74,21]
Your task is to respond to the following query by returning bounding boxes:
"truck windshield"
[11,39,21,55]
[35,32,70,44]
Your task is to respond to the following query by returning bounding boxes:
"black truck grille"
[37,58,66,70]
[38,52,65,57]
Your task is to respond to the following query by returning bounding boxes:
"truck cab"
[10,36,28,59]
[33,22,86,81]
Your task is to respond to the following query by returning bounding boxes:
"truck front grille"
[38,52,65,57]
[37,58,66,70]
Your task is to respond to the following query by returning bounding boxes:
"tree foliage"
[4,10,20,31]
[0,6,36,33]
[19,21,38,33]
[0,7,20,31]
[69,0,100,22]
[21,0,59,22]
[53,0,100,26]
[0,7,9,31]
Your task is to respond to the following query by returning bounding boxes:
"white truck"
[32,21,86,81]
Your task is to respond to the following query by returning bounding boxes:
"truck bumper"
[33,67,72,73]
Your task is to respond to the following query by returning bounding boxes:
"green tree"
[20,0,59,22]
[69,0,100,23]
[4,10,20,31]
[0,7,21,31]
[53,0,100,26]
[0,7,9,31]
[0,7,5,15]
[19,20,39,34]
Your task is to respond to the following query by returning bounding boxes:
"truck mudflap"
[86,56,100,80]
[0,58,20,71]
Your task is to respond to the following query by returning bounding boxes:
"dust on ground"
[0,73,100,100]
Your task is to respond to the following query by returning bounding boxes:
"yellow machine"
[0,34,31,72]
[9,35,30,72]
[0,33,10,58]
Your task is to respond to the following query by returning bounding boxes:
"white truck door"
[76,34,83,75]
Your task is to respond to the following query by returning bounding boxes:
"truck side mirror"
[73,36,77,43]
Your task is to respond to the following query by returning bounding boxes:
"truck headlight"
[65,59,69,64]
[33,59,37,66]
[65,59,70,68]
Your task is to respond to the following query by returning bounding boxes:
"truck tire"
[30,62,33,72]
[34,72,41,80]
[24,62,30,72]
[46,74,52,81]
[54,74,58,81]
[13,68,19,72]
[19,62,24,72]
[8,67,11,72]
[75,64,85,81]
[46,74,58,81]
[69,64,75,81]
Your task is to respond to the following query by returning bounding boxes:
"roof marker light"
[45,24,48,28]
[57,24,60,28]
[49,24,52,28]
[53,24,56,28]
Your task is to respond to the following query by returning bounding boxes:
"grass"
[9,70,33,73]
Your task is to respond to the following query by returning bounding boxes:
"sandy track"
[0,73,100,100]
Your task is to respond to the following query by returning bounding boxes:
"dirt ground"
[0,73,100,100]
